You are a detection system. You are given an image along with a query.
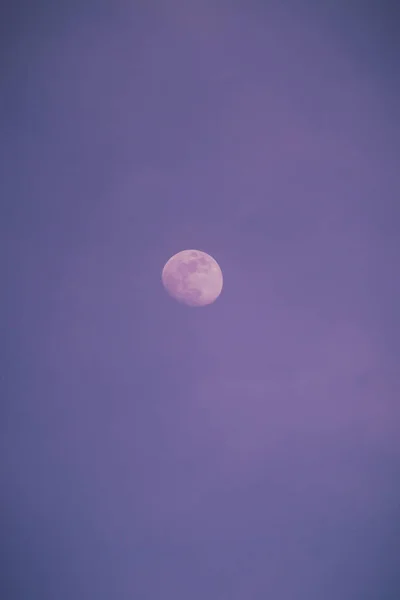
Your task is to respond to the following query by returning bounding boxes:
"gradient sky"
[1,1,399,598]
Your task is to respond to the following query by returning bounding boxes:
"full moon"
[162,249,223,307]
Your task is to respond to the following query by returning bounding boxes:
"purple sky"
[1,1,399,598]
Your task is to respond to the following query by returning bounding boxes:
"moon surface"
[162,249,223,307]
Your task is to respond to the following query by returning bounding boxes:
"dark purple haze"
[1,1,399,598]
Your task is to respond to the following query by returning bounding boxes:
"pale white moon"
[162,249,223,307]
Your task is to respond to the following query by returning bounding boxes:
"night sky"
[1,1,399,598]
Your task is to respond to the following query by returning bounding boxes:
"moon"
[162,249,223,307]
